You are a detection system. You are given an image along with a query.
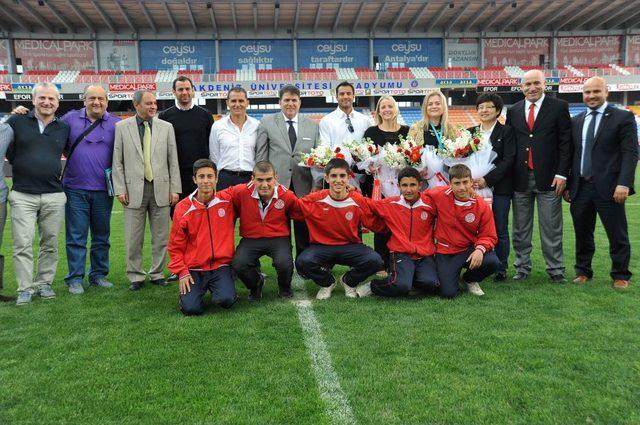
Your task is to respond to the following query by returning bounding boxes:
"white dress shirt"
[478,121,497,146]
[319,107,372,148]
[209,114,260,172]
[175,100,195,111]
[524,94,545,122]
[282,112,298,138]
[580,101,607,175]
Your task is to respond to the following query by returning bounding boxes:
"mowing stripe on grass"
[291,275,358,425]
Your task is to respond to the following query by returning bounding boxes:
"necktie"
[287,120,296,150]
[582,110,598,178]
[527,103,535,170]
[345,116,354,133]
[143,121,153,182]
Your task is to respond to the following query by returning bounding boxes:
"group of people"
[0,70,636,312]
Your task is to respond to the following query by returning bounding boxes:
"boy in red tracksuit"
[423,164,499,298]
[228,161,299,301]
[168,159,237,315]
[293,158,384,300]
[352,167,439,298]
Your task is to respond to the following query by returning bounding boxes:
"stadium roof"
[0,0,639,39]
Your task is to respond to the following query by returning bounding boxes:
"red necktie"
[527,103,535,169]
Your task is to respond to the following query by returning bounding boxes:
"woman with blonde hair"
[362,95,409,276]
[408,89,455,148]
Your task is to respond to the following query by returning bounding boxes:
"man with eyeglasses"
[319,81,372,149]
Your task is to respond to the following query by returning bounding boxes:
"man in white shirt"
[319,81,372,148]
[209,87,260,190]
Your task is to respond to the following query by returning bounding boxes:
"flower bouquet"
[377,137,424,197]
[299,145,356,187]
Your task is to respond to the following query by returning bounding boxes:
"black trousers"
[374,231,391,269]
[179,267,237,316]
[435,247,500,299]
[293,220,310,259]
[217,169,252,191]
[232,237,293,291]
[371,253,438,297]
[570,179,631,281]
[295,243,383,287]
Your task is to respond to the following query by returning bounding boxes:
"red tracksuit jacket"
[422,186,497,255]
[293,189,382,245]
[355,193,436,258]
[227,182,298,239]
[168,191,236,278]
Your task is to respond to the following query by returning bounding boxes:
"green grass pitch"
[0,175,638,425]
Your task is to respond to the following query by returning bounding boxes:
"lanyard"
[429,123,443,149]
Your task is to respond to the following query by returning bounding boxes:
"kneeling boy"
[423,164,499,298]
[294,158,384,300]
[354,167,438,297]
[168,159,236,315]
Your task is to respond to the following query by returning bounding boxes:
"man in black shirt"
[5,82,70,305]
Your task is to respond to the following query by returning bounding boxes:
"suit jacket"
[506,96,573,192]
[112,116,181,209]
[568,105,638,200]
[255,113,320,196]
[467,122,516,195]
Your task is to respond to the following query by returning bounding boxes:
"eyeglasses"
[346,116,354,133]
[477,105,497,111]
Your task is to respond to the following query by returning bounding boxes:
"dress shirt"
[319,107,372,148]
[580,101,608,177]
[135,115,152,145]
[524,94,545,122]
[175,100,195,111]
[283,112,298,137]
[209,114,260,172]
[251,185,280,220]
[478,121,497,146]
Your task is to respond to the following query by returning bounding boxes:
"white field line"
[291,275,358,425]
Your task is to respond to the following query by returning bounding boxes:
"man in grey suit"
[112,90,181,290]
[255,85,320,258]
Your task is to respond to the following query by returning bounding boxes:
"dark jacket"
[467,122,516,195]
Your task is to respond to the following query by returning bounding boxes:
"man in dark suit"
[567,77,638,289]
[506,69,572,283]
[255,85,320,259]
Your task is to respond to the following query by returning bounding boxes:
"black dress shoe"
[512,272,528,281]
[167,273,179,282]
[550,274,567,283]
[493,272,507,282]
[278,288,293,299]
[0,294,15,302]
[129,281,144,291]
[151,278,168,287]
[248,277,264,302]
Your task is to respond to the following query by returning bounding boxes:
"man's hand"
[467,248,484,270]
[551,177,566,196]
[419,168,429,178]
[170,192,179,206]
[179,275,194,295]
[11,105,29,115]
[117,193,129,206]
[473,178,487,189]
[613,185,629,204]
[562,189,571,203]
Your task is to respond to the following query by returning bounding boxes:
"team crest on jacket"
[274,199,285,210]
[345,211,354,221]
[420,211,428,221]
[464,213,475,223]
[218,208,226,217]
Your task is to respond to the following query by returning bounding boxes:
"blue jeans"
[64,188,113,285]
[492,194,512,274]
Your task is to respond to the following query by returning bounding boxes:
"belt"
[221,169,252,177]
[580,176,594,183]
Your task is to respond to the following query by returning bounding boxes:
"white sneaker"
[356,282,372,298]
[341,275,358,298]
[466,282,485,296]
[316,283,336,300]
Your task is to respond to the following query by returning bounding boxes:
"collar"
[81,107,107,122]
[336,107,354,119]
[391,196,428,209]
[282,113,298,124]
[525,94,545,110]
[175,100,194,111]
[136,115,152,126]
[589,101,608,115]
[479,121,497,134]
[250,183,280,202]
[29,109,57,123]
[226,114,249,128]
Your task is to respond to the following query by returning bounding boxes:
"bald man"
[567,77,638,289]
[506,70,572,283]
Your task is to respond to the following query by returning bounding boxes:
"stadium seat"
[337,68,358,80]
[410,67,435,79]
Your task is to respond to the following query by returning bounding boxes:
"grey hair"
[83,85,107,97]
[132,90,154,105]
[32,82,59,97]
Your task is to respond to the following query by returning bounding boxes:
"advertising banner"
[109,83,157,92]
[483,37,550,67]
[14,39,96,71]
[139,40,215,73]
[0,39,8,70]
[556,36,620,66]
[373,38,443,68]
[98,40,139,71]
[297,39,369,69]
[556,36,621,66]
[219,40,293,70]
[445,38,479,67]
[628,35,640,66]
